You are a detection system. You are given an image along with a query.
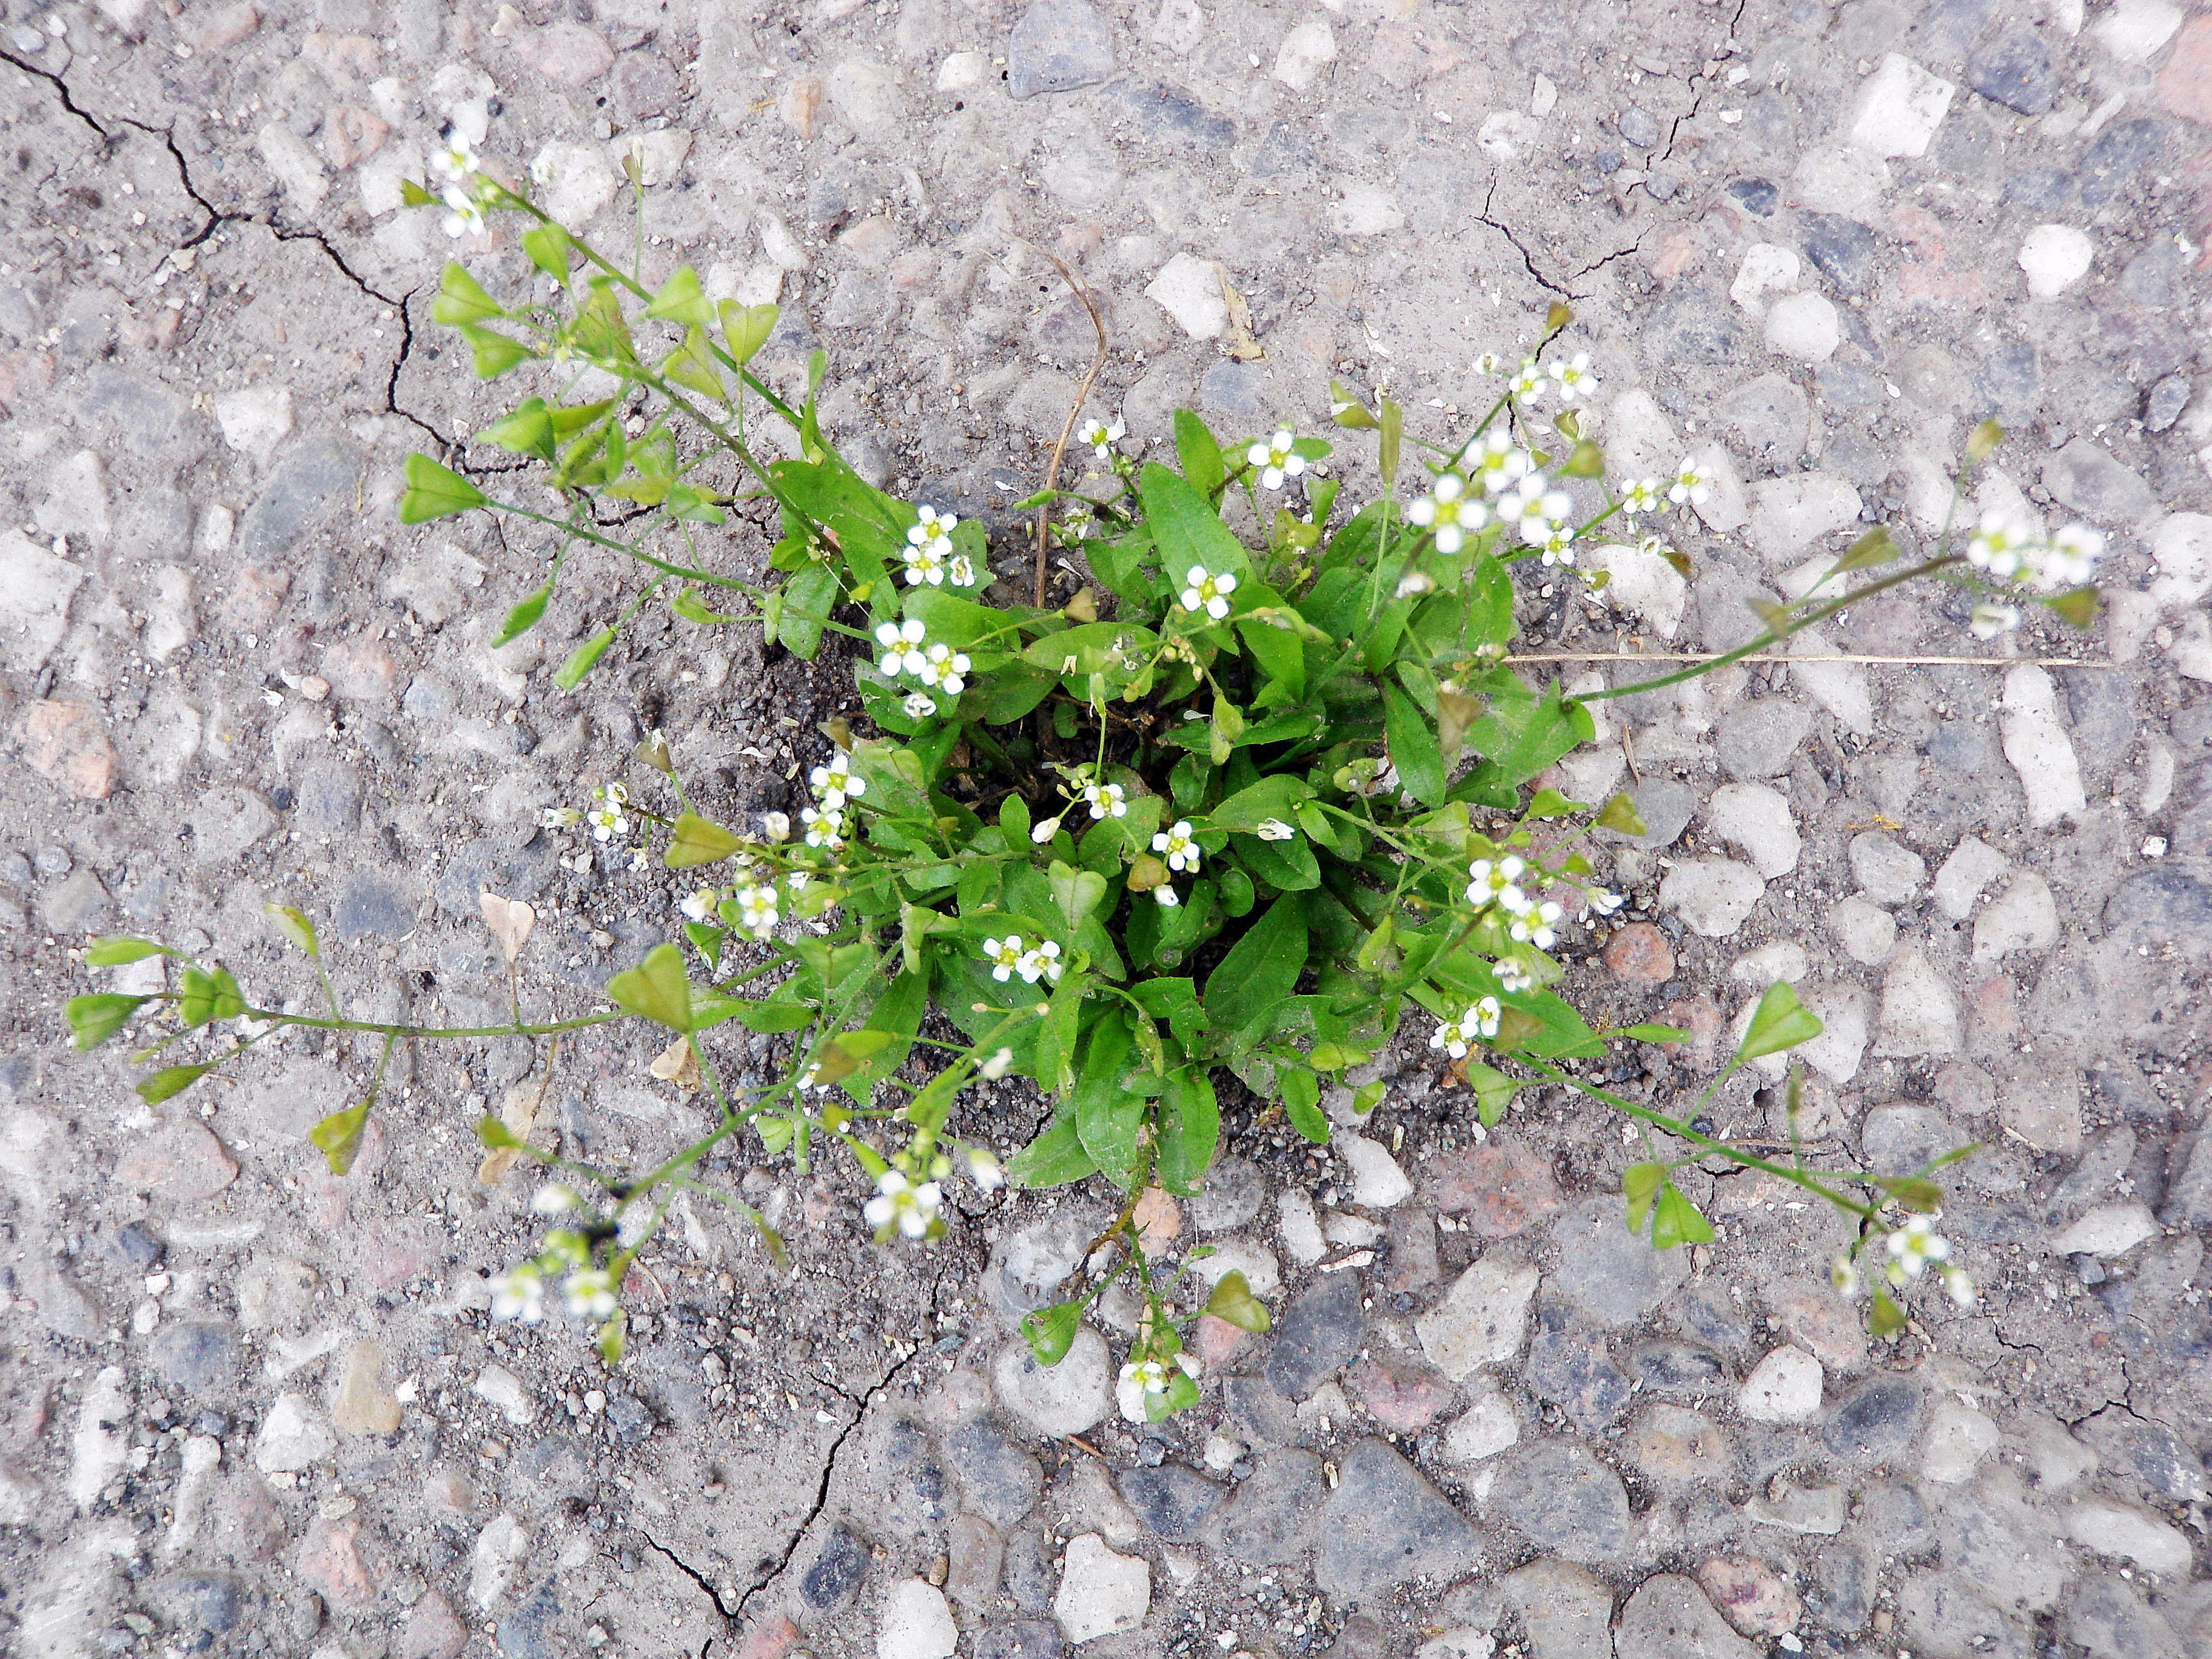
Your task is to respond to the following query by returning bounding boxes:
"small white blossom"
[1016,940,1064,985]
[1619,477,1663,517]
[1153,884,1181,908]
[1496,956,1535,993]
[1031,814,1065,843]
[1549,350,1600,401]
[1079,417,1125,461]
[1427,996,1502,1059]
[1179,565,1238,620]
[919,642,971,696]
[2039,522,2102,589]
[1082,781,1128,820]
[1247,428,1305,491]
[1464,429,1532,497]
[1153,819,1202,873]
[680,887,722,923]
[948,553,977,588]
[1831,1256,1863,1298]
[863,1168,942,1238]
[441,184,486,240]
[979,1046,1014,1081]
[1507,359,1546,401]
[902,692,939,720]
[1473,352,1503,376]
[541,806,581,830]
[1255,819,1297,842]
[531,1184,581,1216]
[1667,458,1710,507]
[1408,471,1490,554]
[431,134,480,181]
[1589,889,1624,916]
[1497,477,1571,544]
[1466,855,1526,908]
[1942,1266,1976,1307]
[734,882,780,939]
[1509,899,1564,951]
[489,1264,546,1323]
[563,1269,618,1321]
[967,1146,1005,1191]
[1121,1358,1171,1395]
[1537,523,1577,567]
[802,805,846,850]
[982,936,1025,982]
[876,617,928,678]
[1965,508,2031,578]
[586,782,630,842]
[1969,602,2021,639]
[1883,1215,1951,1284]
[900,537,947,586]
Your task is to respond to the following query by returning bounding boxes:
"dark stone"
[1100,78,1235,147]
[506,1436,595,1517]
[2146,375,2191,434]
[1489,1441,1631,1562]
[1798,212,1876,295]
[1640,283,1741,367]
[1972,341,2042,427]
[1265,1273,1366,1399]
[800,1524,868,1610]
[1002,1529,1054,1612]
[1822,1375,1923,1462]
[2000,167,2072,213]
[1677,1285,1749,1351]
[495,1575,559,1659]
[238,434,360,561]
[944,1417,1043,1527]
[334,872,411,942]
[1808,1543,1871,1632]
[110,1222,164,1270]
[150,1324,241,1393]
[1217,1449,1324,1564]
[1909,0,1996,62]
[2116,1417,2207,1503]
[1315,1438,1480,1595]
[1966,26,2055,115]
[150,1572,247,1634]
[2105,866,2212,955]
[1222,1372,1301,1449]
[293,761,363,838]
[1117,1462,1223,1539]
[1618,105,1660,149]
[1248,121,1316,178]
[1726,177,1777,216]
[1525,1303,1634,1433]
[1625,1341,1728,1395]
[975,1620,1067,1659]
[605,1392,654,1444]
[1007,0,1114,101]
[1196,360,1275,429]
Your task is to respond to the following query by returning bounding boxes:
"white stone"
[2018,224,2094,298]
[67,1367,130,1510]
[1850,833,1926,904]
[1971,874,2058,962]
[1848,54,1955,159]
[1737,1346,1823,1423]
[2147,512,2212,610]
[1705,783,1799,878]
[2094,0,2183,63]
[1587,540,1687,638]
[0,529,84,673]
[144,569,194,663]
[1795,983,1872,1084]
[1933,837,2009,920]
[1921,1399,1999,1486]
[1530,74,1557,116]
[993,1329,1111,1438]
[1873,950,1960,1057]
[826,59,905,139]
[529,141,617,226]
[250,1393,335,1473]
[757,211,810,271]
[35,449,111,548]
[936,51,990,92]
[469,1513,529,1609]
[1415,1631,1496,1659]
[1144,253,1228,340]
[1792,145,1890,218]
[1475,112,1541,161]
[213,386,293,465]
[1789,630,1874,736]
[2050,1203,2160,1258]
[1828,896,1896,965]
[256,122,329,209]
[2066,1498,2192,1575]
[1277,1189,1326,1264]
[1272,17,1336,89]
[471,1364,538,1426]
[1416,1261,1540,1379]
[1659,858,1766,939]
[1329,184,1403,237]
[1688,443,1751,536]
[1748,474,1862,565]
[878,1580,959,1659]
[1443,1393,1519,1464]
[1730,943,1809,986]
[1730,243,1801,309]
[1338,1134,1412,1207]
[2000,665,2086,828]
[1600,388,1680,480]
[1054,1533,1150,1644]
[1746,1480,1849,1534]
[1765,292,1842,363]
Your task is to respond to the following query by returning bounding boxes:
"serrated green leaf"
[1738,980,1822,1062]
[1005,1114,1098,1188]
[605,943,693,1032]
[398,452,489,524]
[309,1102,371,1176]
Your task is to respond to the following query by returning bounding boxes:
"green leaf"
[494,582,552,648]
[1020,1300,1082,1365]
[1650,1182,1715,1248]
[1382,680,1446,807]
[1834,525,1897,573]
[1875,1175,1946,1213]
[1522,788,1586,820]
[1595,791,1646,836]
[521,222,572,287]
[1235,612,1306,704]
[460,323,534,379]
[1210,694,1244,766]
[398,452,489,523]
[643,265,714,327]
[178,966,245,1028]
[1141,462,1250,592]
[660,327,727,401]
[1618,1024,1692,1043]
[309,1102,371,1176]
[597,1311,626,1366]
[1073,1013,1144,1180]
[1965,418,2003,461]
[1173,409,1226,499]
[430,261,504,325]
[1148,1364,1201,1421]
[2045,586,2099,628]
[263,905,320,959]
[69,993,149,1050]
[554,626,617,691]
[1378,397,1403,484]
[1624,1161,1665,1236]
[1561,438,1606,478]
[717,299,778,366]
[1464,1061,1517,1128]
[477,1116,524,1148]
[400,178,437,207]
[605,943,693,1032]
[136,1063,214,1106]
[1005,1113,1098,1188]
[1737,980,1822,1062]
[1868,1288,1906,1336]
[1204,1270,1271,1333]
[665,812,745,870]
[671,588,743,626]
[84,937,172,966]
[1050,862,1110,932]
[1281,1066,1328,1143]
[1156,1069,1219,1195]
[1202,893,1308,1036]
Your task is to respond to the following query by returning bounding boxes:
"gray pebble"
[2145,375,2191,434]
[1221,1372,1300,1449]
[1264,1273,1366,1400]
[1190,1157,1263,1231]
[1489,1441,1631,1563]
[0,850,30,887]
[800,1524,870,1610]
[1316,1438,1480,1595]
[1725,177,1777,216]
[1966,26,2055,116]
[1715,374,1809,464]
[1617,106,1660,149]
[1216,1448,1323,1564]
[1115,1462,1222,1540]
[293,761,363,838]
[1639,283,1742,367]
[974,1620,1066,1659]
[1196,360,1273,429]
[1972,340,2042,427]
[1614,1574,1755,1659]
[1546,1198,1687,1326]
[238,434,359,560]
[1808,1541,1872,1632]
[150,1323,241,1393]
[1524,1302,1634,1433]
[148,1572,247,1634]
[2105,867,2212,957]
[1099,78,1236,148]
[1595,777,1697,851]
[943,1417,1042,1527]
[2042,437,2157,523]
[335,872,412,943]
[495,1576,560,1659]
[1006,0,1114,101]
[1797,212,1877,295]
[1822,1375,1923,1462]
[1624,1340,1728,1396]
[39,868,109,933]
[35,843,72,877]
[1001,1527,1055,1612]
[1248,121,1316,178]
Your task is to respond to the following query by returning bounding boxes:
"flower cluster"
[900,505,974,588]
[1178,565,1238,621]
[982,933,1064,985]
[489,1228,617,1326]
[1081,779,1128,819]
[1618,458,1710,518]
[1465,856,1567,950]
[432,136,486,239]
[875,618,969,719]
[1964,511,2102,594]
[864,1168,943,1239]
[1832,1216,1974,1307]
[1486,350,1602,404]
[1429,996,1502,1059]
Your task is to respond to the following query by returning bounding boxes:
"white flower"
[1395,570,1437,598]
[540,806,581,830]
[531,1184,580,1216]
[1473,352,1503,376]
[1667,458,1710,507]
[1408,471,1490,554]
[431,133,480,181]
[1247,428,1305,491]
[1969,602,2021,640]
[1509,900,1564,951]
[1883,1215,1951,1283]
[1589,889,1624,916]
[863,1168,942,1239]
[1179,565,1238,621]
[903,692,939,719]
[1031,814,1065,843]
[1016,939,1064,984]
[900,537,947,586]
[979,1046,1014,1081]
[1537,523,1577,567]
[1153,884,1181,908]
[1121,1358,1171,1395]
[1153,819,1202,873]
[489,1264,545,1322]
[967,1147,1005,1191]
[1619,477,1663,517]
[680,888,722,923]
[1496,956,1535,993]
[1427,996,1502,1059]
[948,553,977,588]
[735,882,780,939]
[1498,477,1571,544]
[586,782,630,842]
[2039,521,2102,588]
[796,1063,823,1092]
[563,1269,618,1320]
[1464,429,1531,497]
[914,503,957,540]
[1255,819,1297,842]
[919,642,971,696]
[1549,351,1600,401]
[983,936,1025,982]
[1081,781,1128,820]
[802,805,846,850]
[1507,359,1546,401]
[1079,417,1125,461]
[1942,1265,1976,1307]
[1831,1256,1863,1298]
[1465,855,1526,908]
[875,617,928,678]
[441,184,486,240]
[1965,508,2032,578]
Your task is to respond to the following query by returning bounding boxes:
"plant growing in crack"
[63,159,2106,1384]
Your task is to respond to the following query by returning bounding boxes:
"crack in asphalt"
[1,46,452,451]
